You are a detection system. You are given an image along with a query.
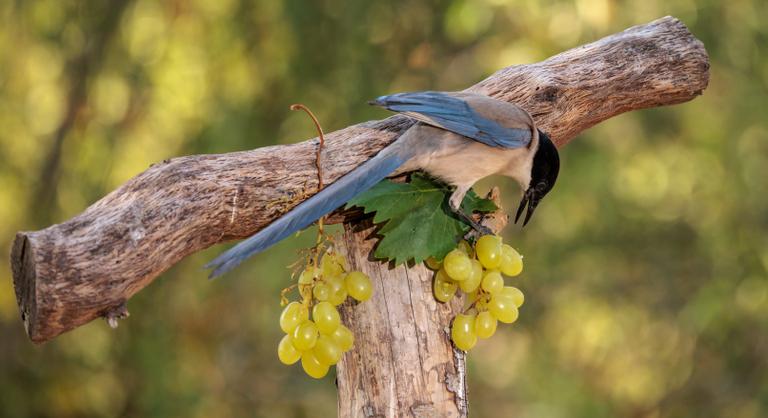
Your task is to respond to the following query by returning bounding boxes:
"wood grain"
[335,189,508,418]
[10,16,708,343]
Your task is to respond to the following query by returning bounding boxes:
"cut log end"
[10,233,36,341]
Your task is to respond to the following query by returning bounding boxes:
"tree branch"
[336,188,509,417]
[10,16,709,343]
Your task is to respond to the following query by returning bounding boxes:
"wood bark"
[336,222,468,418]
[336,190,508,418]
[10,16,709,348]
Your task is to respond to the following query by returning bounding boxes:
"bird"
[206,91,560,278]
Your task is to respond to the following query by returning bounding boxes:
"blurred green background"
[1,0,766,417]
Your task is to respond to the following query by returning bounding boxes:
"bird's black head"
[515,130,560,226]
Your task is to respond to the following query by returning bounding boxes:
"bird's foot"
[455,209,493,236]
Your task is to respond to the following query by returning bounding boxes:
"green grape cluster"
[278,250,373,378]
[427,235,525,351]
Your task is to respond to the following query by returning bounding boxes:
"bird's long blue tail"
[205,145,408,278]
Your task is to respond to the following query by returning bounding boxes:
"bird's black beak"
[515,129,559,227]
[515,188,540,227]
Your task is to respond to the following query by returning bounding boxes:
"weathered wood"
[336,222,467,418]
[336,189,508,418]
[10,16,709,343]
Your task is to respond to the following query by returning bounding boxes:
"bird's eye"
[535,181,547,192]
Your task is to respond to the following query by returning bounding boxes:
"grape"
[457,240,474,258]
[292,320,319,350]
[301,350,330,379]
[488,294,519,323]
[475,311,497,339]
[476,235,503,269]
[345,271,373,302]
[433,271,458,303]
[481,270,504,295]
[459,259,483,293]
[424,257,442,271]
[328,277,348,306]
[325,274,343,292]
[299,266,319,284]
[451,313,477,351]
[474,292,489,311]
[313,335,342,365]
[328,252,348,271]
[444,249,472,281]
[313,282,331,301]
[278,334,302,365]
[500,286,524,307]
[330,324,354,351]
[313,302,341,334]
[279,301,308,334]
[321,253,345,277]
[500,244,523,277]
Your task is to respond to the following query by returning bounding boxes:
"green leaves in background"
[346,173,496,265]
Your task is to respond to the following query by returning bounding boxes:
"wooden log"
[335,189,508,418]
[10,16,708,344]
[336,222,468,418]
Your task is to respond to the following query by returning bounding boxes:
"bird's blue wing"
[370,91,531,148]
[205,146,408,278]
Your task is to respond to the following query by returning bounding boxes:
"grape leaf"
[346,173,497,265]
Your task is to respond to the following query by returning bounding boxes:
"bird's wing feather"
[370,91,531,148]
[205,145,410,278]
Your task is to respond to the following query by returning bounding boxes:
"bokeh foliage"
[1,0,766,417]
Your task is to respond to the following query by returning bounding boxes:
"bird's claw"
[473,223,493,236]
[455,209,492,236]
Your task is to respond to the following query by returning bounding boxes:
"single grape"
[475,311,498,339]
[278,334,301,365]
[451,313,478,351]
[444,249,472,281]
[301,350,330,379]
[313,335,342,365]
[292,320,319,351]
[345,271,373,302]
[279,301,308,334]
[459,259,483,293]
[313,282,331,301]
[330,324,354,352]
[474,291,489,311]
[327,277,348,306]
[299,266,319,284]
[434,271,458,303]
[424,257,442,271]
[457,240,475,258]
[325,273,343,289]
[500,244,523,277]
[488,294,519,323]
[313,301,341,334]
[328,252,348,271]
[481,270,504,295]
[476,235,503,269]
[500,286,524,307]
[321,253,345,277]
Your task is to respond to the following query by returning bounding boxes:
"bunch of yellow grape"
[277,250,373,378]
[427,235,525,351]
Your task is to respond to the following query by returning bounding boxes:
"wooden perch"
[336,188,509,417]
[11,16,708,346]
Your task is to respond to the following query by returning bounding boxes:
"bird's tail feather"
[206,145,408,278]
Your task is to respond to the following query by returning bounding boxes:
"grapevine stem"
[466,291,488,314]
[289,104,326,243]
[280,283,298,305]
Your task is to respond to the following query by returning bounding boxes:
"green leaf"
[346,173,497,265]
